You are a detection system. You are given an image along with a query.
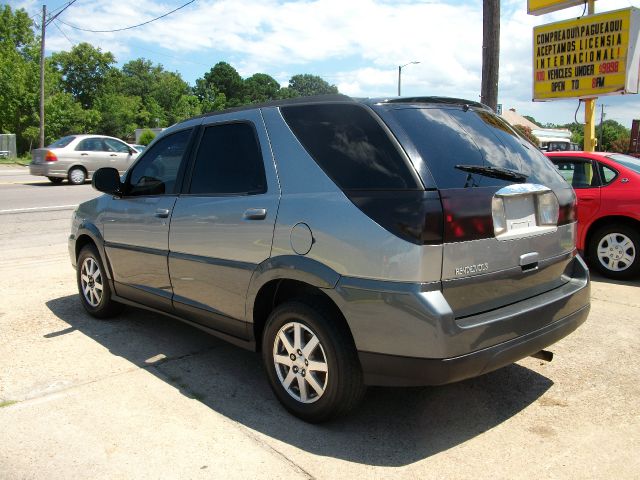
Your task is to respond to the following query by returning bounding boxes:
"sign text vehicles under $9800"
[532,8,640,101]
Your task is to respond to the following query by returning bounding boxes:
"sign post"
[585,0,596,152]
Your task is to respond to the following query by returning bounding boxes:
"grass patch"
[0,400,17,408]
[0,155,31,166]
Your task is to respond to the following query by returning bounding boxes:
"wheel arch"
[248,256,351,352]
[74,223,113,281]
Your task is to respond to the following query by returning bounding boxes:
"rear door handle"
[243,208,267,220]
[80,153,88,156]
[110,154,117,157]
[155,208,170,218]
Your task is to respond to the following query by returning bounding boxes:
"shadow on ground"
[46,294,552,467]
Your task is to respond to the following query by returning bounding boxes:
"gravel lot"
[0,206,639,479]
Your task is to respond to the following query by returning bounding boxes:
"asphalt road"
[0,171,639,479]
[0,166,100,213]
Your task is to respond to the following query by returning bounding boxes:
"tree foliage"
[0,12,339,154]
[513,125,540,147]
[138,128,156,146]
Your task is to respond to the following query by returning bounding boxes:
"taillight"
[45,150,58,162]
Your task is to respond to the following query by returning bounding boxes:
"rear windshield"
[48,136,76,148]
[384,106,566,189]
[607,153,640,174]
[281,103,420,190]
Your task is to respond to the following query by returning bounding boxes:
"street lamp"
[398,61,420,96]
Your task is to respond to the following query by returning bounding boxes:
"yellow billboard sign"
[533,8,640,101]
[528,0,594,16]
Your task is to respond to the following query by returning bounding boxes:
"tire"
[262,298,365,423]
[588,224,640,280]
[47,176,63,184]
[77,245,123,318]
[68,167,86,185]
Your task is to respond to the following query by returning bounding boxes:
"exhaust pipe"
[531,350,553,362]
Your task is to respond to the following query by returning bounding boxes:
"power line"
[45,0,78,27]
[57,0,196,33]
[53,20,75,46]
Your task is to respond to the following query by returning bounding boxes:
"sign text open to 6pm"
[532,8,640,101]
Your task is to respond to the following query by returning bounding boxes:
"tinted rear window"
[48,136,76,148]
[386,106,566,189]
[281,104,419,190]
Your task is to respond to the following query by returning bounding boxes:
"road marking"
[0,204,77,214]
[0,180,49,185]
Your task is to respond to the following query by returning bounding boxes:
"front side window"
[126,129,191,196]
[76,138,106,152]
[188,123,267,195]
[103,138,131,153]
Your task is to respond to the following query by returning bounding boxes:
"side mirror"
[92,167,122,195]
[129,147,136,155]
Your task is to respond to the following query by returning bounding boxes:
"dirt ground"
[1,209,639,479]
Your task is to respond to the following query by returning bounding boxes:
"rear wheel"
[68,167,86,185]
[262,298,365,423]
[77,245,123,318]
[588,224,640,280]
[47,176,63,184]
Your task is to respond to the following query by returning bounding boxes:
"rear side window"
[48,136,75,148]
[76,138,106,152]
[387,106,567,189]
[281,104,419,190]
[189,123,267,195]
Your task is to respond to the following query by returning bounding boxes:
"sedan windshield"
[607,154,640,175]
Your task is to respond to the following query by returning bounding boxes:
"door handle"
[243,208,267,220]
[81,153,88,156]
[110,154,117,157]
[155,208,170,218]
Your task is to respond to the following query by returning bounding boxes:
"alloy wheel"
[272,321,329,404]
[80,257,103,307]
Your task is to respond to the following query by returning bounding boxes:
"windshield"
[607,154,640,175]
[382,105,566,189]
[48,136,76,148]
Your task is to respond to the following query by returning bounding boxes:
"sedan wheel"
[68,167,86,185]
[589,224,640,280]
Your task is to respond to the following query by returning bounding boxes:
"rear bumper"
[358,303,589,386]
[29,163,65,177]
[326,254,590,386]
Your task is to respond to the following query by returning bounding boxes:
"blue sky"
[13,0,640,128]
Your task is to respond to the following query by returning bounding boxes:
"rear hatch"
[374,100,576,318]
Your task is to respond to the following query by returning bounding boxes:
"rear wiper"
[454,164,527,183]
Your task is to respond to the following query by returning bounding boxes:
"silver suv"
[69,96,590,422]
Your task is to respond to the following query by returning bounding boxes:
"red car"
[546,151,640,279]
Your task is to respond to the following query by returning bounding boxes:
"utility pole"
[39,5,46,148]
[480,0,500,112]
[598,104,605,151]
[38,1,77,149]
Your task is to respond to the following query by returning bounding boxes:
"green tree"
[523,115,540,127]
[244,73,281,103]
[44,93,99,143]
[596,119,630,151]
[288,74,338,96]
[51,42,115,109]
[195,62,244,108]
[95,93,143,139]
[513,124,540,147]
[610,135,630,153]
[138,128,156,145]
[0,6,39,153]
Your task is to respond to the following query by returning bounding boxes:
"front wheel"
[588,224,640,280]
[77,245,123,318]
[262,299,365,423]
